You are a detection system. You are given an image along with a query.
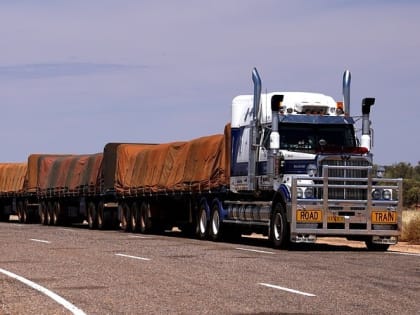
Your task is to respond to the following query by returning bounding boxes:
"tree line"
[383,162,420,208]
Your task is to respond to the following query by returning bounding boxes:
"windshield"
[276,123,356,153]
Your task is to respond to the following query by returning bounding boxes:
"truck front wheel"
[365,238,390,251]
[270,203,289,249]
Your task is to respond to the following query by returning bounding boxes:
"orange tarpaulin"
[26,153,102,193]
[115,124,231,194]
[0,163,27,195]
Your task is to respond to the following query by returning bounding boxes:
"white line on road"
[388,251,420,257]
[0,268,86,315]
[128,235,153,239]
[235,247,275,255]
[29,238,51,244]
[115,253,151,261]
[259,283,316,297]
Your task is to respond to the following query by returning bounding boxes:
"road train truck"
[102,68,403,250]
[0,68,403,251]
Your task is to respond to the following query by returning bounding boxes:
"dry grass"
[401,209,420,244]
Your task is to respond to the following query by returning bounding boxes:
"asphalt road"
[0,221,419,315]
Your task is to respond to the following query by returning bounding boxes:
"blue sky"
[1,1,419,166]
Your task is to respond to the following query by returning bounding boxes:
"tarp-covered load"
[0,163,27,196]
[101,142,156,193]
[26,153,103,195]
[115,124,231,194]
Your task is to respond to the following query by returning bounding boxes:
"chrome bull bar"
[289,165,403,243]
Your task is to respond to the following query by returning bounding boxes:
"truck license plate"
[327,215,345,223]
[296,210,322,223]
[371,211,397,224]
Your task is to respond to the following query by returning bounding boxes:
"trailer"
[19,153,103,225]
[0,163,27,221]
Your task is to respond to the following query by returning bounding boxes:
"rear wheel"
[270,202,289,249]
[210,202,222,241]
[196,202,208,239]
[120,202,131,232]
[39,202,47,225]
[20,201,29,224]
[87,202,97,229]
[52,202,62,226]
[140,202,152,234]
[131,202,140,232]
[97,202,105,230]
[46,202,54,226]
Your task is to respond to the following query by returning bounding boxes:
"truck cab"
[226,69,402,250]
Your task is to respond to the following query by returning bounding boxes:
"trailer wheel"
[120,203,131,232]
[270,202,289,249]
[196,202,208,239]
[131,202,140,232]
[16,202,23,223]
[365,238,390,251]
[97,202,105,230]
[39,202,47,225]
[46,202,54,225]
[210,203,222,241]
[87,202,97,229]
[52,202,62,226]
[140,202,152,234]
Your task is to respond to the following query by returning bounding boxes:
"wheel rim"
[212,210,220,235]
[273,213,283,241]
[199,209,207,234]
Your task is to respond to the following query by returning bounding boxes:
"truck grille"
[318,157,371,200]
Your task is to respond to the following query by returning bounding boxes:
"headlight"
[383,189,392,200]
[372,189,381,200]
[306,164,317,177]
[304,187,314,199]
[297,188,303,199]
[376,166,385,178]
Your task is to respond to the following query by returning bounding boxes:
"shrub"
[401,210,420,244]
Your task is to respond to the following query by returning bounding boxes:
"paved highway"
[1,221,419,315]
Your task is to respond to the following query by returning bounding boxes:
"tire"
[131,202,140,233]
[52,202,61,226]
[97,202,105,230]
[365,238,390,251]
[46,202,54,226]
[210,202,222,241]
[270,202,290,249]
[140,202,152,234]
[17,202,24,223]
[196,202,209,239]
[120,202,131,232]
[87,202,97,229]
[39,202,47,225]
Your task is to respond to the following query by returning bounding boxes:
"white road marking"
[259,283,316,297]
[29,238,51,244]
[115,253,151,261]
[389,251,420,257]
[0,268,86,315]
[58,228,75,232]
[235,247,275,255]
[128,235,153,239]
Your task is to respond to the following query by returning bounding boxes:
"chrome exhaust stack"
[361,97,375,151]
[248,68,262,190]
[343,70,351,116]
